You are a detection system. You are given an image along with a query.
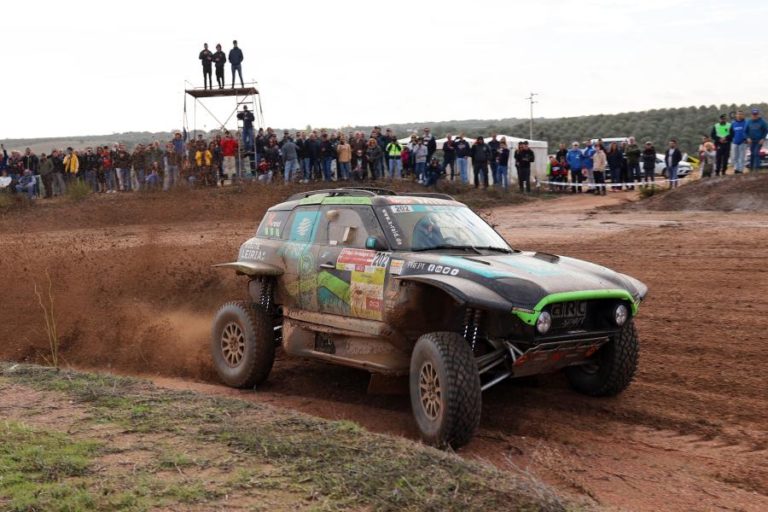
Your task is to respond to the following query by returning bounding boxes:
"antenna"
[524,92,538,140]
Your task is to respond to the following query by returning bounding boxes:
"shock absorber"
[463,308,474,342]
[471,309,483,351]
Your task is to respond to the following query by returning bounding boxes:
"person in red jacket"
[220,131,238,184]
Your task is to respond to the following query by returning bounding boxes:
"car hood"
[394,250,647,312]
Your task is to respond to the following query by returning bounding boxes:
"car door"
[314,205,390,320]
[280,205,321,311]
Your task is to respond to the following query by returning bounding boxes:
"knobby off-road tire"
[211,301,275,388]
[565,320,639,396]
[409,332,482,449]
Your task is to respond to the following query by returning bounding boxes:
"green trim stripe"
[298,195,373,206]
[512,289,638,325]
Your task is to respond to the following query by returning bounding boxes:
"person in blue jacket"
[566,142,584,193]
[582,141,596,191]
[729,110,748,173]
[229,40,244,89]
[745,109,768,171]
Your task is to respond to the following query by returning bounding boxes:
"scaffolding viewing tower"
[183,83,265,179]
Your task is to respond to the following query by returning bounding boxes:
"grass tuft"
[66,179,92,202]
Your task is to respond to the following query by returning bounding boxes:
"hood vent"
[533,252,560,263]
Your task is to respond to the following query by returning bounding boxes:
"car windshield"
[375,204,512,252]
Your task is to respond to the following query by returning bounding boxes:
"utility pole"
[524,92,538,140]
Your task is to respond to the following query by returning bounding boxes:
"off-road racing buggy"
[211,188,647,448]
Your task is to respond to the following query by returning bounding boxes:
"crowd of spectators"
[2,109,766,201]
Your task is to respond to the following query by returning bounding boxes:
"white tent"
[437,135,548,185]
[393,133,549,185]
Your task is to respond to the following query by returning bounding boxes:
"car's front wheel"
[565,320,639,396]
[211,301,275,388]
[409,332,482,449]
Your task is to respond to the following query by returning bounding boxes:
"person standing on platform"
[212,44,226,89]
[199,43,213,90]
[229,40,244,89]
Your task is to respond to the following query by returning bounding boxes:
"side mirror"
[365,236,388,251]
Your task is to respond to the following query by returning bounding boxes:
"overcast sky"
[2,0,765,139]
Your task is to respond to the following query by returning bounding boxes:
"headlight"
[614,304,629,326]
[536,311,552,334]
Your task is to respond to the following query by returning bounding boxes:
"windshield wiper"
[412,244,482,254]
[471,246,514,254]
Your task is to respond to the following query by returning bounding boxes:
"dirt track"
[1,180,767,511]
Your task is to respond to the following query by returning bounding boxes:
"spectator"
[592,143,607,195]
[212,44,227,89]
[336,136,351,181]
[131,144,146,191]
[319,133,335,181]
[730,110,748,174]
[100,146,116,193]
[555,142,568,162]
[229,40,244,89]
[22,148,39,175]
[700,141,716,178]
[402,141,412,177]
[566,142,584,193]
[665,139,682,188]
[199,43,213,90]
[146,162,161,189]
[413,138,428,184]
[237,106,255,154]
[63,147,79,182]
[470,136,491,189]
[0,144,7,172]
[488,134,500,186]
[220,131,238,183]
[351,149,366,181]
[163,142,180,190]
[745,108,768,171]
[607,142,624,191]
[582,140,596,191]
[424,157,441,188]
[641,142,656,185]
[366,138,384,181]
[262,139,279,183]
[83,147,100,192]
[305,132,321,182]
[51,149,66,196]
[442,135,456,179]
[624,137,641,189]
[423,128,437,164]
[496,139,510,191]
[38,153,54,198]
[16,169,36,199]
[385,136,403,179]
[514,140,535,193]
[114,144,131,191]
[710,114,732,176]
[282,136,299,182]
[197,142,215,186]
[454,134,471,184]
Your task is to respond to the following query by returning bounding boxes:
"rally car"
[211,188,647,448]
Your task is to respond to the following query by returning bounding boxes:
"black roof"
[286,188,455,202]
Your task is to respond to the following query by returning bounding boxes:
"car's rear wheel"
[409,332,481,449]
[565,320,639,396]
[211,301,275,388]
